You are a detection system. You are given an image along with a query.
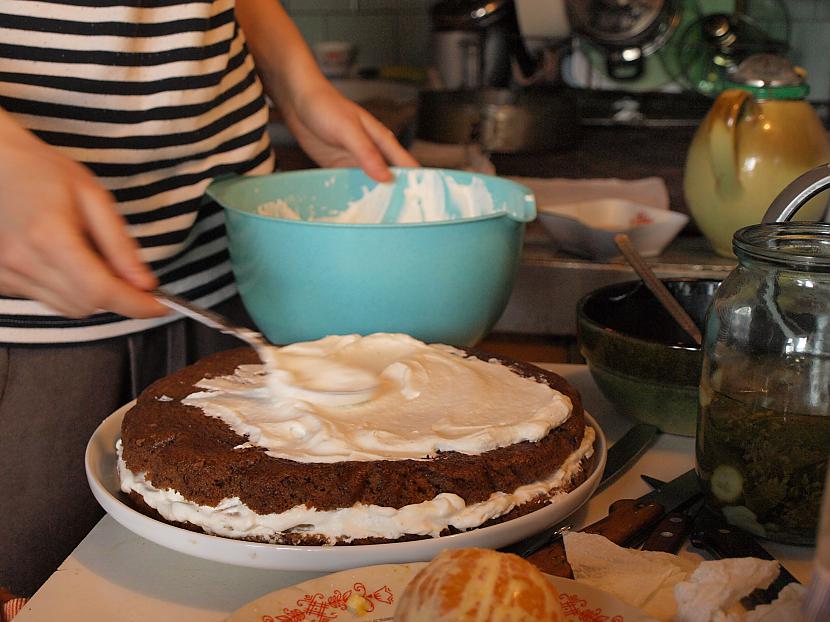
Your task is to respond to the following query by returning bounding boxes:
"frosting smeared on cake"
[181,334,573,463]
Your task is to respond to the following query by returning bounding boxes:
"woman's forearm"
[235,0,418,178]
[235,0,329,110]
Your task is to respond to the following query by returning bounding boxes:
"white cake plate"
[86,403,607,572]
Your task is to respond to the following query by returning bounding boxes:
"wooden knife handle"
[640,510,695,553]
[528,498,665,577]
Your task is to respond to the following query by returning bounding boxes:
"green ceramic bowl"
[577,279,720,436]
[206,167,535,347]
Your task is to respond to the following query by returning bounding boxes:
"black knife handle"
[690,507,800,607]
[501,524,566,559]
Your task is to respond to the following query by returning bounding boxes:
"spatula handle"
[614,234,703,346]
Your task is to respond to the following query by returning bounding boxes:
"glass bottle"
[696,219,830,545]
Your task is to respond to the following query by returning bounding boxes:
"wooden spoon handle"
[613,234,703,346]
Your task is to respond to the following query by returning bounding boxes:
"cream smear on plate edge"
[117,333,594,543]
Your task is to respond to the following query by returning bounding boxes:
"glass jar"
[697,221,830,545]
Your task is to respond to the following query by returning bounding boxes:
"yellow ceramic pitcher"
[684,54,830,257]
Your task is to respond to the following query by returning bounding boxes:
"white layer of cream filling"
[255,169,501,224]
[181,333,574,463]
[116,426,595,543]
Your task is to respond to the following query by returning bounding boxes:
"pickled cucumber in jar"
[697,218,830,545]
[697,359,830,545]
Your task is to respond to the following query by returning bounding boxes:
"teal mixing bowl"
[206,167,535,346]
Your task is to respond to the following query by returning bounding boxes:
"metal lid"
[725,53,810,99]
[568,0,666,44]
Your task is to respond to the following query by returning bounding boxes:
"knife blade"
[525,468,702,577]
[595,423,659,494]
[502,422,659,559]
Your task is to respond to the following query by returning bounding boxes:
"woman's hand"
[279,80,418,182]
[236,0,418,182]
[0,111,166,318]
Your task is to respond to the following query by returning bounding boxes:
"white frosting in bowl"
[255,169,500,224]
[181,333,573,463]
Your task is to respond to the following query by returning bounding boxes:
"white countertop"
[14,364,817,621]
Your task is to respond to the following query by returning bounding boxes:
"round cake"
[116,333,596,545]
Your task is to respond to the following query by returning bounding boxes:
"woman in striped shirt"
[0,0,416,596]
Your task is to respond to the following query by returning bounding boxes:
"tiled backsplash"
[787,0,830,101]
[281,0,432,70]
[283,0,830,102]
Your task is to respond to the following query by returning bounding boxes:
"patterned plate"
[226,562,654,622]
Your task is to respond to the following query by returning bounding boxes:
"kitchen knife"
[690,503,801,608]
[503,422,659,559]
[638,473,703,554]
[639,497,704,554]
[595,423,659,494]
[644,474,801,607]
[525,468,702,577]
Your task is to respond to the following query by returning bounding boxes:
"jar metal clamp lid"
[763,162,830,223]
[725,162,830,267]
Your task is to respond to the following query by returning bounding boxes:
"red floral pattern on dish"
[258,584,628,621]
[262,582,394,622]
[560,592,624,621]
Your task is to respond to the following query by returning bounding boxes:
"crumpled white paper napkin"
[564,532,804,622]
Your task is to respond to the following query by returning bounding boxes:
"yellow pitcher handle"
[708,89,753,199]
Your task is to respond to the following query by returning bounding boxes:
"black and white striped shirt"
[0,0,275,344]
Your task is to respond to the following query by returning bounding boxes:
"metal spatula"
[152,289,269,354]
[152,289,378,404]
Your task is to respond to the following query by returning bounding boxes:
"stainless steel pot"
[416,88,580,153]
[429,0,536,89]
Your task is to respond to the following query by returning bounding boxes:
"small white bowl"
[537,198,689,259]
[313,41,356,78]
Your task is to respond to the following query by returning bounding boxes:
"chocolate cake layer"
[126,452,594,546]
[120,347,592,526]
